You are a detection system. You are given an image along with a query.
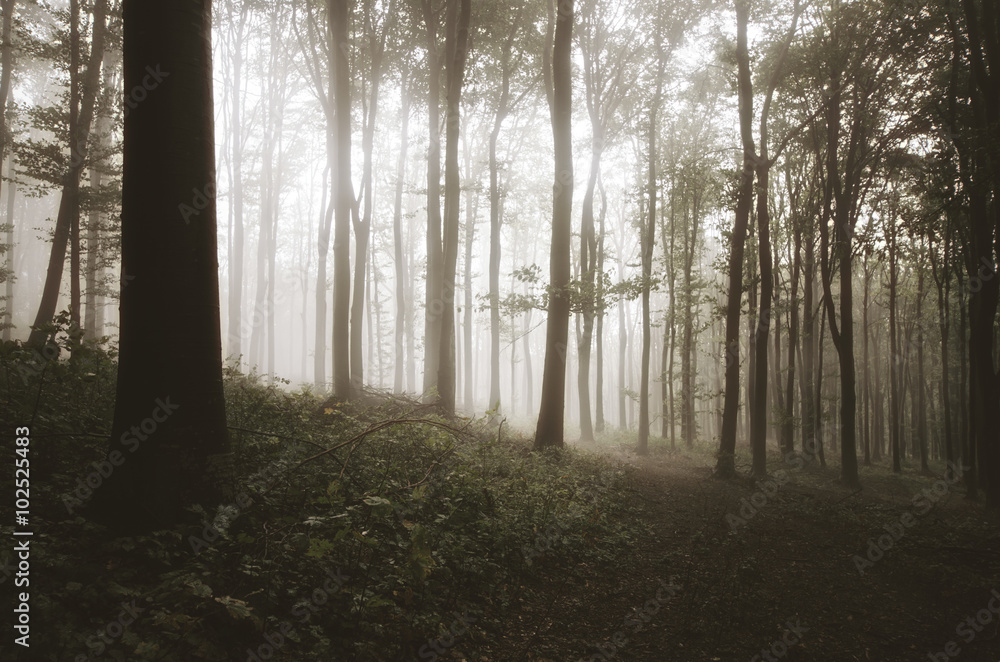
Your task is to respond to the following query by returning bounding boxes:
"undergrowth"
[0,338,642,661]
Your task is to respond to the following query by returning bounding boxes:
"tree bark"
[534,0,573,450]
[421,0,443,400]
[28,0,108,348]
[329,0,353,401]
[437,0,471,417]
[393,73,411,394]
[716,0,755,477]
[90,0,231,530]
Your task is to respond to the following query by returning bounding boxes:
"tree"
[437,0,471,416]
[330,0,352,401]
[27,0,109,348]
[534,0,573,450]
[418,0,443,400]
[576,0,635,443]
[90,0,231,529]
[637,20,664,456]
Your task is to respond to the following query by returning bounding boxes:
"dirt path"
[492,446,1000,661]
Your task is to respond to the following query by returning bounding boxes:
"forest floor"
[3,348,1000,662]
[490,434,1000,662]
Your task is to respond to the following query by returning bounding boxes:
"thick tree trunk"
[90,0,231,530]
[534,0,573,450]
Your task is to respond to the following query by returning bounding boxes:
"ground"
[489,438,1000,662]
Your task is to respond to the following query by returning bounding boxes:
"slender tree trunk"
[578,139,600,443]
[889,216,901,473]
[534,0,573,449]
[682,190,698,449]
[861,257,871,466]
[916,254,929,472]
[0,0,13,341]
[716,0,755,477]
[330,0,352,401]
[638,33,663,456]
[437,0,471,417]
[930,232,953,466]
[3,153,14,341]
[488,107,504,412]
[28,0,108,348]
[783,222,801,456]
[595,182,606,433]
[421,0,443,400]
[0,0,14,211]
[226,2,247,363]
[462,131,475,412]
[85,50,116,341]
[393,74,411,394]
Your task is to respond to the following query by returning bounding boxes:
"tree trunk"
[930,232,953,466]
[28,0,108,348]
[90,0,231,530]
[421,0,443,400]
[85,49,117,341]
[716,0,755,477]
[638,33,663,456]
[783,220,801,456]
[534,0,573,450]
[888,214,901,472]
[330,0,352,401]
[462,131,475,412]
[393,73,411,394]
[3,153,13,341]
[578,140,600,443]
[595,181,607,433]
[437,0,471,417]
[0,0,13,341]
[226,2,248,363]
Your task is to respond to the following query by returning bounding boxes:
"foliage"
[0,348,641,661]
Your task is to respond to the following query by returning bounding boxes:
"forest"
[1,0,999,660]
